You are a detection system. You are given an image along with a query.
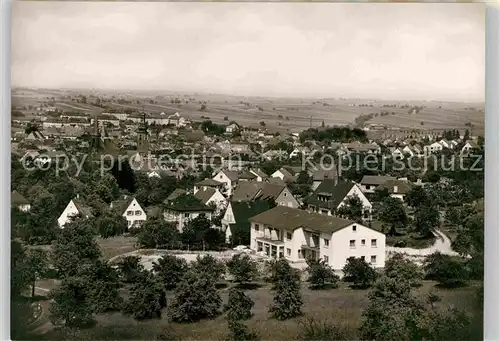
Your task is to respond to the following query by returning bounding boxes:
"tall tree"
[405,185,429,208]
[49,276,96,328]
[78,260,123,313]
[137,218,180,249]
[96,212,128,238]
[334,195,364,223]
[375,197,408,236]
[52,218,101,278]
[359,276,427,341]
[413,205,440,238]
[24,248,50,297]
[124,272,166,320]
[268,259,303,320]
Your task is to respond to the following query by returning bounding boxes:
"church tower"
[137,112,149,154]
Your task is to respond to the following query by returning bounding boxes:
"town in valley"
[11,88,485,340]
[10,2,485,341]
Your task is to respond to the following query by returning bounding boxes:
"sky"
[12,2,485,102]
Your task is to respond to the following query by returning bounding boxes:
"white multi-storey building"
[249,206,386,271]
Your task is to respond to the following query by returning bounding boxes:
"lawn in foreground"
[38,280,481,341]
[97,235,138,260]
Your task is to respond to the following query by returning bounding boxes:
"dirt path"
[386,230,459,257]
[28,288,54,335]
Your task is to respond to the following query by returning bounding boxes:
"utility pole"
[310,115,312,128]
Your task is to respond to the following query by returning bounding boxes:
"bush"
[299,317,348,341]
[224,288,254,321]
[168,270,222,322]
[227,254,259,284]
[342,257,378,289]
[152,255,188,290]
[384,253,423,287]
[306,258,340,289]
[423,252,469,287]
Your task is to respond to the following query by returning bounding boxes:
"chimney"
[76,193,80,199]
[393,185,398,193]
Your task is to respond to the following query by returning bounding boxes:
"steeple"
[137,111,149,154]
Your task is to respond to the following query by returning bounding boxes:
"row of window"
[255,225,376,250]
[270,244,377,264]
[350,239,377,248]
[126,210,142,216]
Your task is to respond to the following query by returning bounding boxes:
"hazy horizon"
[12,2,485,102]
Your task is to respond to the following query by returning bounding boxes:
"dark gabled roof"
[464,140,479,148]
[222,170,240,181]
[194,187,216,205]
[310,169,338,181]
[147,206,162,219]
[360,175,397,186]
[110,196,135,214]
[238,170,257,180]
[196,178,223,187]
[166,188,187,202]
[250,168,269,179]
[220,169,256,181]
[231,200,273,225]
[377,179,411,195]
[228,200,273,238]
[304,180,355,210]
[232,182,286,202]
[279,167,296,177]
[11,190,29,205]
[165,194,213,212]
[249,206,355,235]
[267,177,287,186]
[72,198,94,217]
[274,167,297,183]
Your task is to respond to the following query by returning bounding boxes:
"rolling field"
[11,88,484,135]
[35,280,481,341]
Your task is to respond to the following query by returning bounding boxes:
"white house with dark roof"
[57,196,94,228]
[249,168,269,182]
[376,179,411,201]
[424,142,443,155]
[163,194,214,232]
[249,206,385,270]
[110,196,147,229]
[271,167,297,183]
[212,169,256,197]
[461,140,480,155]
[310,169,338,191]
[194,187,227,214]
[232,181,299,208]
[438,139,453,149]
[11,190,31,212]
[304,180,372,217]
[225,123,240,134]
[193,178,225,194]
[359,175,397,193]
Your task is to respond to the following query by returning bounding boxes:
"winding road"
[386,230,459,258]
